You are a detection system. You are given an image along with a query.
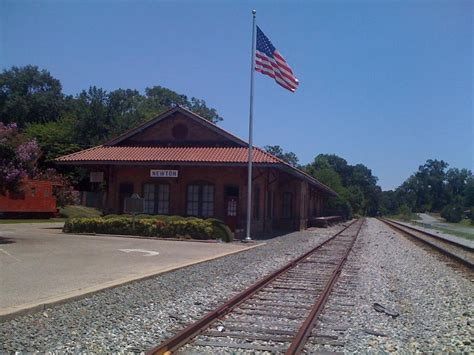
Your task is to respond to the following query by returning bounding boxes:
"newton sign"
[150,169,178,178]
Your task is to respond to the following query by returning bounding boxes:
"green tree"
[188,97,222,123]
[141,86,222,123]
[446,168,472,204]
[71,86,110,146]
[264,145,299,167]
[464,177,474,207]
[107,89,145,137]
[305,154,382,216]
[24,115,81,167]
[0,65,64,127]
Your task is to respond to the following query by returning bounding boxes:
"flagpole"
[245,9,257,242]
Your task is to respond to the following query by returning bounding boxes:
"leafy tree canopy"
[304,154,381,217]
[264,145,299,167]
[380,159,473,217]
[0,65,64,127]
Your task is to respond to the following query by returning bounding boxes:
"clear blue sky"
[1,0,472,190]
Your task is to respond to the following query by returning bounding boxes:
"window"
[187,184,214,217]
[143,184,155,214]
[143,183,170,214]
[31,187,36,197]
[267,190,273,218]
[187,185,200,216]
[201,185,214,217]
[283,192,293,218]
[253,185,260,220]
[157,185,169,214]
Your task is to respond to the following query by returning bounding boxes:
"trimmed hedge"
[63,215,233,242]
[206,218,233,243]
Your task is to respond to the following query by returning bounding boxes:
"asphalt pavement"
[0,222,257,318]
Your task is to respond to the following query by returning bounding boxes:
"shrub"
[103,214,121,220]
[441,205,463,223]
[207,218,234,242]
[63,215,224,241]
[397,204,413,221]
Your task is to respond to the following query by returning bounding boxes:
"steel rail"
[379,218,473,270]
[286,218,364,355]
[383,218,473,252]
[147,219,360,355]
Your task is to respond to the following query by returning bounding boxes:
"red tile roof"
[56,145,337,196]
[55,146,282,164]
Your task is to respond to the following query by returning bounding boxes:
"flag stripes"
[255,26,299,92]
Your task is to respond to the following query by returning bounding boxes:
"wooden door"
[224,186,239,232]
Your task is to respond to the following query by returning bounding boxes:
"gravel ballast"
[2,218,472,353]
[307,218,473,353]
[0,225,343,352]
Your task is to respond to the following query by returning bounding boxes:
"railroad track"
[379,218,473,269]
[147,218,364,355]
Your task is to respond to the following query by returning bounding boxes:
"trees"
[0,65,224,154]
[264,145,299,167]
[0,66,64,127]
[304,154,381,217]
[379,159,473,218]
[142,86,222,123]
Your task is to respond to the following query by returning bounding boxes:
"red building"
[56,106,336,236]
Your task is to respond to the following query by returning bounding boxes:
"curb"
[66,232,235,244]
[0,242,264,322]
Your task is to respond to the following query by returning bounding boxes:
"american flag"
[255,26,299,92]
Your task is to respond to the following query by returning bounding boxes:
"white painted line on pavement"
[0,248,21,262]
[118,248,160,257]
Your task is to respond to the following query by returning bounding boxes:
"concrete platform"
[0,222,259,320]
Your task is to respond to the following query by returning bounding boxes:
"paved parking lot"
[0,222,257,317]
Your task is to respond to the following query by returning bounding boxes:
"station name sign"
[150,169,178,178]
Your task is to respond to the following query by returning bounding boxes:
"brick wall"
[103,164,311,236]
[121,113,236,146]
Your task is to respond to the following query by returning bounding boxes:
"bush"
[63,215,229,241]
[441,205,463,223]
[397,204,413,221]
[207,218,234,242]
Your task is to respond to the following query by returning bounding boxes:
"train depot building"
[57,106,336,236]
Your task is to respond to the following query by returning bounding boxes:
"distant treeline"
[1,65,472,220]
[266,152,473,222]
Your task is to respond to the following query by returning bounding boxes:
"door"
[224,186,239,232]
[119,183,134,213]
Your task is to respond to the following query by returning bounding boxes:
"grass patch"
[456,219,474,228]
[412,221,474,241]
[59,205,102,218]
[430,226,474,241]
